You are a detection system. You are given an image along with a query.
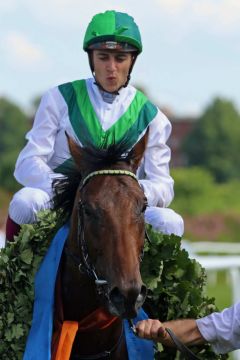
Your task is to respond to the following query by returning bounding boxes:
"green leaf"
[7,312,14,325]
[20,249,33,265]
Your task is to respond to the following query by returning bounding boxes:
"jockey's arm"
[14,88,63,197]
[138,110,174,208]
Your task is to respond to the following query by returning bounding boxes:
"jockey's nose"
[106,58,117,72]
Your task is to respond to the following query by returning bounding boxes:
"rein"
[165,328,201,360]
[128,321,201,360]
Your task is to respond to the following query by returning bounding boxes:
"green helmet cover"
[83,10,142,53]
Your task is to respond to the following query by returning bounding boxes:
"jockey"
[6,10,184,241]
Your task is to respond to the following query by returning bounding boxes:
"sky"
[0,0,240,116]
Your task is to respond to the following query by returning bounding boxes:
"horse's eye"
[79,203,92,217]
[142,201,148,213]
[82,205,100,221]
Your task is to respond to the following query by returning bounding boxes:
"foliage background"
[182,99,240,183]
[170,167,240,242]
[0,98,30,193]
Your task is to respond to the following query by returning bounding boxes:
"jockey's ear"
[66,132,84,171]
[130,129,149,173]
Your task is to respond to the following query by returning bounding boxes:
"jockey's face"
[92,50,133,92]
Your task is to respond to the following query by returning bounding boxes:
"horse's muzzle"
[108,284,147,318]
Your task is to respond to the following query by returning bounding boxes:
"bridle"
[65,169,147,296]
[65,169,200,360]
[64,168,147,359]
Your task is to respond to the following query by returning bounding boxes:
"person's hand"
[135,319,168,342]
[136,318,205,347]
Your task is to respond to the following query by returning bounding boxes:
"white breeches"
[9,187,184,237]
[144,207,184,237]
[9,187,52,224]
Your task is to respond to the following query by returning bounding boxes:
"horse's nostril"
[109,287,125,304]
[109,284,147,306]
[108,284,147,318]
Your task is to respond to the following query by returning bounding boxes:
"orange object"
[77,307,117,331]
[53,307,118,360]
[55,321,78,360]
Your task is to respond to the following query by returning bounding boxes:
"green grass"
[206,270,232,310]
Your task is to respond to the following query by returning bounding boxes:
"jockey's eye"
[115,54,128,62]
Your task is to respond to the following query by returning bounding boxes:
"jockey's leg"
[144,207,184,237]
[5,216,21,242]
[6,187,51,241]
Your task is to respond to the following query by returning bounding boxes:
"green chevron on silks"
[59,79,157,149]
[56,79,157,174]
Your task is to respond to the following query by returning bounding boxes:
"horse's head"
[58,134,149,319]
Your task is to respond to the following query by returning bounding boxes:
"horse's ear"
[66,132,83,171]
[130,129,149,172]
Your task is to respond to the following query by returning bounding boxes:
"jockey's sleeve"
[138,110,174,208]
[14,87,64,197]
[196,301,240,354]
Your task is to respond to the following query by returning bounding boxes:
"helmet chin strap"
[87,52,137,95]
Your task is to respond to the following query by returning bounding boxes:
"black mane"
[53,138,136,219]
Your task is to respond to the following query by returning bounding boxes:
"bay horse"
[52,133,149,359]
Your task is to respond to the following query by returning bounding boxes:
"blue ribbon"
[124,310,154,360]
[23,224,69,360]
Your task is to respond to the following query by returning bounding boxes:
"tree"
[183,98,240,182]
[171,167,215,215]
[0,97,30,192]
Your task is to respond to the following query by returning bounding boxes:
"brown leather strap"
[165,328,201,360]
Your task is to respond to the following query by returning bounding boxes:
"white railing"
[0,231,5,249]
[183,241,240,360]
[186,241,240,254]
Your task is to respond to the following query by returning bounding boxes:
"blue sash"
[124,311,154,359]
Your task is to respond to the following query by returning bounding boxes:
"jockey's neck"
[100,89,117,104]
